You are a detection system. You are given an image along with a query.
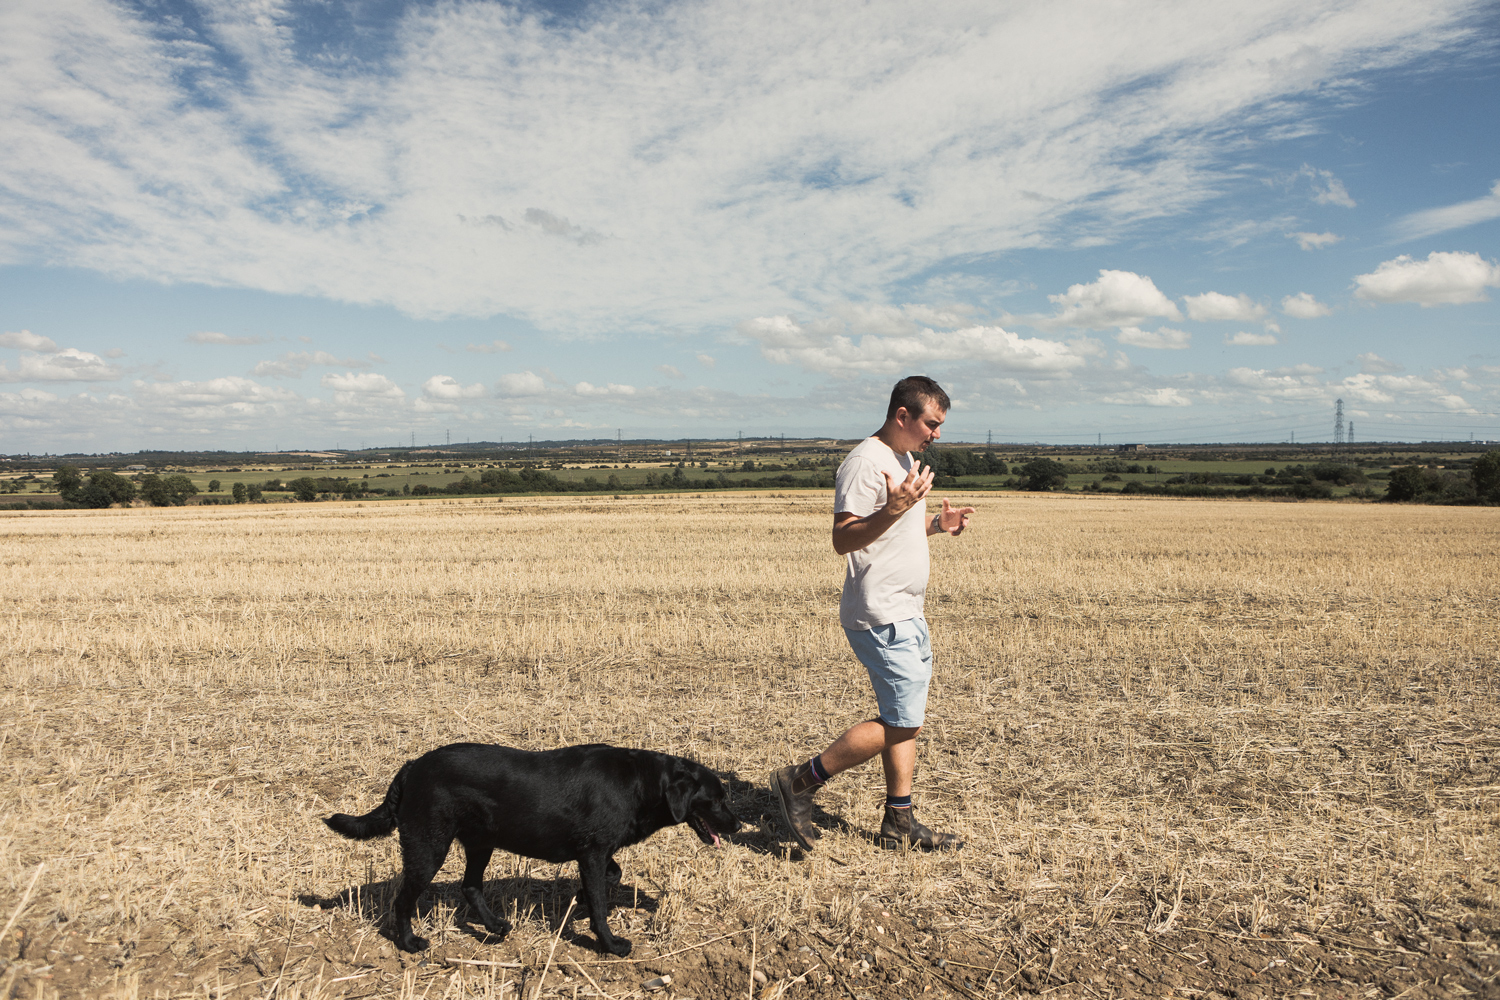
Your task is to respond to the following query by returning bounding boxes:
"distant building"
[125,464,148,470]
[1116,444,1148,452]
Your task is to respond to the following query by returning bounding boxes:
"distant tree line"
[1384,451,1499,505]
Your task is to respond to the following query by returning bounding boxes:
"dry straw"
[0,493,1496,998]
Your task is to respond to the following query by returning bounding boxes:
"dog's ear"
[662,762,697,824]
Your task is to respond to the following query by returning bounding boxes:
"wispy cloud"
[1116,326,1191,350]
[0,0,1481,332]
[739,315,1094,375]
[1287,231,1342,251]
[1391,180,1500,241]
[253,350,375,378]
[1294,164,1357,208]
[189,331,267,345]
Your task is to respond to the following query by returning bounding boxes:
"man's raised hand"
[881,464,935,517]
[937,497,974,536]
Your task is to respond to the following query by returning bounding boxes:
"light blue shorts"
[844,616,931,729]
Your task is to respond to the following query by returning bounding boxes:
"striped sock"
[807,755,831,784]
[886,794,912,809]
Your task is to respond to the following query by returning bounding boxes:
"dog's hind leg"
[458,840,511,939]
[605,857,622,887]
[391,833,450,952]
[577,852,631,957]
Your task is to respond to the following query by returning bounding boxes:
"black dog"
[324,742,740,955]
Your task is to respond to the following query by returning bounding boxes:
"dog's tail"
[323,760,411,840]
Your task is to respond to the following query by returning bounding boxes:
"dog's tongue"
[710,830,722,847]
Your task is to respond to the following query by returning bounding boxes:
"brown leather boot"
[770,763,822,850]
[878,805,962,851]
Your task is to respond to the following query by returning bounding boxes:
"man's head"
[886,376,950,423]
[882,375,949,452]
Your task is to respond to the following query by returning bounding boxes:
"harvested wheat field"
[1,492,1498,1000]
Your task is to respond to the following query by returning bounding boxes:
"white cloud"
[655,365,684,379]
[0,330,59,352]
[575,381,637,396]
[135,376,298,405]
[1225,331,1278,346]
[1280,292,1331,318]
[319,372,404,403]
[1227,366,1327,399]
[1100,387,1192,407]
[1041,271,1181,329]
[1392,180,1500,241]
[1182,291,1266,322]
[253,350,373,378]
[1297,164,1357,207]
[1353,251,1500,306]
[0,347,121,383]
[1116,326,1191,350]
[0,0,1477,331]
[1357,352,1403,374]
[1288,231,1341,251]
[188,331,266,345]
[496,371,548,396]
[465,340,512,354]
[696,354,716,369]
[739,315,1093,375]
[421,375,486,399]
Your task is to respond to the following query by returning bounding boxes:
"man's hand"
[832,464,936,555]
[933,497,974,536]
[880,464,935,517]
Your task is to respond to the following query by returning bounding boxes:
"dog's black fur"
[323,742,740,955]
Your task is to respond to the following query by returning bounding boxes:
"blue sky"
[2,0,1498,452]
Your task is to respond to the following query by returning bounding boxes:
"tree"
[74,483,117,508]
[232,482,248,503]
[52,465,83,499]
[1385,466,1436,502]
[87,470,137,506]
[138,474,198,506]
[1019,457,1069,491]
[246,484,262,502]
[208,479,221,492]
[1473,450,1500,503]
[289,477,319,502]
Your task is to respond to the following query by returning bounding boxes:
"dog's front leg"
[577,853,630,957]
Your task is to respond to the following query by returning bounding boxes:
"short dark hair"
[886,375,950,421]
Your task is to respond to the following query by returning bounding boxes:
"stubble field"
[1,493,1497,1000]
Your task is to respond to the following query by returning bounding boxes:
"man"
[772,375,974,852]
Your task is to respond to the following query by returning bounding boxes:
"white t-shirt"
[834,436,929,631]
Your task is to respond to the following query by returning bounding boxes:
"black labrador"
[324,742,740,955]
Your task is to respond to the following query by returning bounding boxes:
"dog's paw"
[396,934,430,953]
[604,936,632,957]
[483,918,512,939]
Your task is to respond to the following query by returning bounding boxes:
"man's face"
[898,401,946,452]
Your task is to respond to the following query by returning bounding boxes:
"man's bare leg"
[812,718,961,851]
[818,719,919,795]
[772,720,916,850]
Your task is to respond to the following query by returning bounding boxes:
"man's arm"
[832,463,934,555]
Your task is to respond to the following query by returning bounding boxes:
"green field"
[2,443,1494,505]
